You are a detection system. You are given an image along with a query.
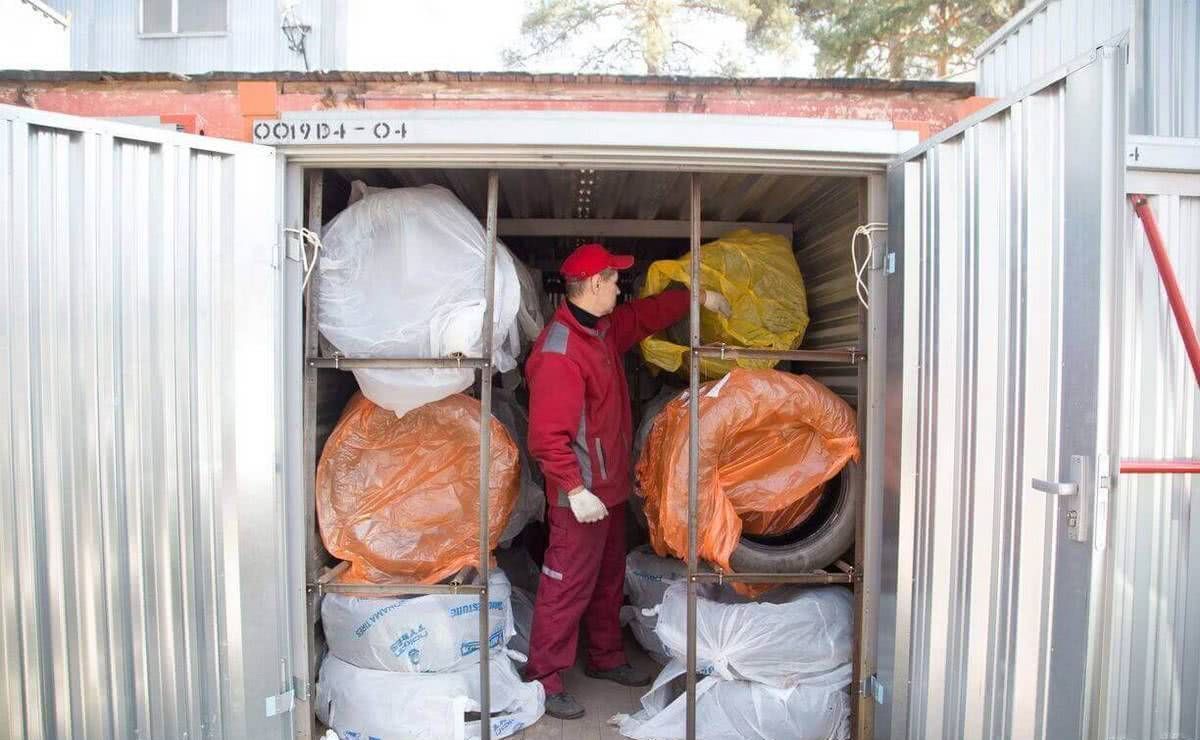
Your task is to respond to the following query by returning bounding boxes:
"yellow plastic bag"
[638,229,809,379]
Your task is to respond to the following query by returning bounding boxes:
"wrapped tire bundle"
[615,664,851,740]
[621,546,691,665]
[317,393,519,585]
[320,570,515,673]
[638,230,809,379]
[614,583,853,740]
[316,653,545,740]
[635,369,858,592]
[317,184,526,418]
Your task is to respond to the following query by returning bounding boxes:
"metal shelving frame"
[301,168,866,740]
[303,170,501,740]
[681,174,864,739]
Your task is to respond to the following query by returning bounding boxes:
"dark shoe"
[585,663,652,687]
[545,691,585,720]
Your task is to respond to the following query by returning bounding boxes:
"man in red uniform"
[524,243,730,719]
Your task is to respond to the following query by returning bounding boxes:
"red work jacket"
[526,290,690,507]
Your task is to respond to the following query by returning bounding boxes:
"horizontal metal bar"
[307,355,489,369]
[316,582,487,596]
[497,218,792,239]
[689,571,853,585]
[1120,459,1200,474]
[315,561,485,595]
[694,345,863,364]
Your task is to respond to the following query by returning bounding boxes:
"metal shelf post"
[477,171,500,740]
[685,174,702,739]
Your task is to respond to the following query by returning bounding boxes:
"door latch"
[861,674,887,704]
[1031,455,1091,542]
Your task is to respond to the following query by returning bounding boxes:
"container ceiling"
[326,168,860,226]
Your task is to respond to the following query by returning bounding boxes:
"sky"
[344,0,818,77]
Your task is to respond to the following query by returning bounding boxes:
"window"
[141,0,228,35]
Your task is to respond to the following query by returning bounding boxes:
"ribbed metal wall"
[1097,184,1200,739]
[878,47,1124,740]
[53,0,341,73]
[976,0,1199,138]
[975,0,1131,98]
[1132,0,1200,137]
[794,179,864,403]
[0,105,289,739]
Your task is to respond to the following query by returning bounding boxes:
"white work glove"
[567,487,609,524]
[702,288,733,318]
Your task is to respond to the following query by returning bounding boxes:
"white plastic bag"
[622,547,689,664]
[316,653,544,740]
[321,571,514,673]
[614,661,851,740]
[653,583,852,687]
[318,184,524,417]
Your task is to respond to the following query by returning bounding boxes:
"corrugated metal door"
[0,105,292,739]
[875,46,1126,740]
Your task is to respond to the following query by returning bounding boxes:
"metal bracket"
[293,675,310,703]
[264,659,299,716]
[264,689,294,717]
[1030,455,1091,542]
[1094,452,1110,552]
[885,252,896,274]
[861,674,887,704]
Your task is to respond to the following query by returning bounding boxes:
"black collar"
[567,300,601,329]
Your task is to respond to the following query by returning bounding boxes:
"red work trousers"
[524,502,628,694]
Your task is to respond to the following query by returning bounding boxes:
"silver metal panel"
[976,0,1197,137]
[0,104,287,740]
[879,47,1125,740]
[53,0,337,73]
[1131,0,1200,137]
[975,0,1132,98]
[1094,157,1200,740]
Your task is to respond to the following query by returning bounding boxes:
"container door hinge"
[264,660,301,717]
[293,675,310,702]
[861,674,887,704]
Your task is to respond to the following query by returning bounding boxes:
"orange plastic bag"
[316,393,520,585]
[636,370,859,588]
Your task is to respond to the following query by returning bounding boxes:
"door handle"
[1031,478,1078,496]
[1029,455,1091,543]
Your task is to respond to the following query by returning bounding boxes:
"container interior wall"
[1097,184,1200,740]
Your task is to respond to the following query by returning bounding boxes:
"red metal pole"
[1120,460,1200,474]
[1129,193,1200,387]
[1122,195,1200,475]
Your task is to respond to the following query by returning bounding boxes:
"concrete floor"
[514,633,662,740]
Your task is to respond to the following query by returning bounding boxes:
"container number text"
[253,120,408,143]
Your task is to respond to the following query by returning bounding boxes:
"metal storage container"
[3,35,1199,740]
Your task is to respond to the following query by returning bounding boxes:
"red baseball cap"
[560,243,634,280]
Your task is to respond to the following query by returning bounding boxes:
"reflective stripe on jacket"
[526,290,690,506]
